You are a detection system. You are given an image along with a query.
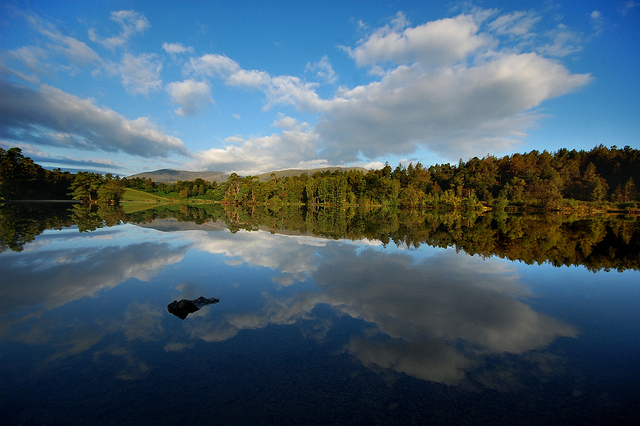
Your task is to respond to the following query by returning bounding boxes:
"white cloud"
[314,52,591,161]
[345,13,489,68]
[186,53,325,111]
[226,69,270,88]
[162,42,194,55]
[359,161,385,170]
[0,80,189,158]
[225,135,244,143]
[305,55,337,84]
[4,9,101,82]
[272,114,302,130]
[7,46,49,76]
[191,126,319,175]
[186,9,590,168]
[186,53,241,78]
[89,10,150,50]
[261,75,324,110]
[537,24,584,57]
[28,16,102,68]
[116,53,163,95]
[166,79,212,117]
[589,10,604,35]
[53,35,102,67]
[488,11,540,38]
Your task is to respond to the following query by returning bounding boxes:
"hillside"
[255,167,368,182]
[127,169,229,183]
[128,167,368,183]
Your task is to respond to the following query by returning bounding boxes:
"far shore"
[2,199,80,203]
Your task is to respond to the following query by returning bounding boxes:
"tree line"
[0,147,126,203]
[126,145,639,210]
[0,147,74,200]
[2,145,639,209]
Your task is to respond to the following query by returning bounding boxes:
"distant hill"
[255,167,368,182]
[127,169,229,183]
[128,167,368,183]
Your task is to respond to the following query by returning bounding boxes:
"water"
[1,206,639,424]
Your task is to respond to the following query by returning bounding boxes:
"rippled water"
[1,216,639,424]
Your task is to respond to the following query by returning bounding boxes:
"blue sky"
[1,0,638,176]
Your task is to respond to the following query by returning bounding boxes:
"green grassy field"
[122,188,176,202]
[120,188,177,213]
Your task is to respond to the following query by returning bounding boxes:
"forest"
[1,145,639,210]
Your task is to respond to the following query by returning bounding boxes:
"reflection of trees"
[3,202,639,270]
[0,202,74,252]
[70,204,126,232]
[136,205,639,271]
[69,204,102,232]
[1,202,125,251]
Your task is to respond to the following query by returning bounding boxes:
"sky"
[0,0,638,176]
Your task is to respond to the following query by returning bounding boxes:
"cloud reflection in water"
[183,229,577,384]
[0,223,577,387]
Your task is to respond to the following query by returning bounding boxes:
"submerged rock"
[167,296,220,319]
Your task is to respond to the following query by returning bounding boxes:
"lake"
[1,203,639,424]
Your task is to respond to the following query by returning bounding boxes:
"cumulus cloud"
[191,122,319,175]
[162,42,194,56]
[186,53,241,78]
[166,79,213,117]
[115,53,163,95]
[315,52,590,161]
[186,53,324,111]
[345,12,488,68]
[318,12,591,161]
[89,10,150,50]
[0,80,189,157]
[185,9,590,168]
[272,114,302,130]
[306,55,337,84]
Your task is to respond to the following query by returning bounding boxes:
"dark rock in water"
[167,296,220,319]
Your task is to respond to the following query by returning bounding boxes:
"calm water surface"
[1,215,639,425]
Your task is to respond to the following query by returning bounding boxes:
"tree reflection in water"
[3,203,638,271]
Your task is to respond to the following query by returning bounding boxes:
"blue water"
[1,220,639,424]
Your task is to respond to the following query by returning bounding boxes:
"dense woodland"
[0,147,124,203]
[0,147,74,200]
[1,145,639,209]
